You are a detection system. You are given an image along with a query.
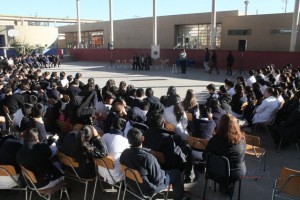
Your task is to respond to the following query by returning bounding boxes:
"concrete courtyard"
[0,61,299,200]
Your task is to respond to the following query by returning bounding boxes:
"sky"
[0,0,296,21]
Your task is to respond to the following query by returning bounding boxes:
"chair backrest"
[165,123,175,132]
[277,167,300,197]
[245,134,261,147]
[94,156,114,170]
[206,153,230,182]
[186,112,193,122]
[150,150,165,164]
[121,165,143,184]
[188,136,208,151]
[0,165,17,176]
[20,165,37,184]
[57,152,79,168]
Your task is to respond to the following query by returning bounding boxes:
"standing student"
[226,51,234,76]
[179,49,187,74]
[204,48,210,72]
[209,50,219,74]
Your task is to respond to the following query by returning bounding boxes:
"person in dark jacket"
[230,84,246,119]
[209,50,219,74]
[61,125,108,179]
[120,128,187,200]
[209,99,227,127]
[192,105,216,139]
[17,128,64,189]
[218,85,232,113]
[0,134,23,173]
[226,51,234,76]
[203,114,246,194]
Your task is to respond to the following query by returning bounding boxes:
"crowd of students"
[0,59,299,199]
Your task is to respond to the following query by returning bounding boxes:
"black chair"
[203,153,242,200]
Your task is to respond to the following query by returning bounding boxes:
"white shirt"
[95,101,111,119]
[246,75,256,86]
[227,87,235,97]
[252,96,279,124]
[163,105,188,140]
[60,78,69,88]
[98,133,130,184]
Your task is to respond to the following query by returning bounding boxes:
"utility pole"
[76,0,81,48]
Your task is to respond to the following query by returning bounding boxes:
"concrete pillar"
[109,0,114,45]
[153,0,157,46]
[210,0,216,49]
[76,0,82,48]
[290,0,300,52]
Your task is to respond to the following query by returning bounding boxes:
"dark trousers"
[165,169,185,200]
[210,62,219,73]
[227,65,232,75]
[180,60,186,74]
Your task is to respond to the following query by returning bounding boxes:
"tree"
[10,40,35,55]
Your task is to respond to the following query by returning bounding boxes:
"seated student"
[163,94,188,140]
[143,111,185,168]
[192,105,216,140]
[120,128,188,200]
[62,125,108,179]
[271,98,300,146]
[206,84,219,105]
[95,91,115,122]
[230,84,247,119]
[218,85,232,113]
[252,87,280,124]
[99,117,129,184]
[203,114,246,194]
[103,98,127,133]
[0,132,23,189]
[123,100,150,137]
[246,70,256,86]
[17,128,64,189]
[209,99,226,127]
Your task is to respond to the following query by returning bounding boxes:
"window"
[270,29,293,35]
[175,24,222,49]
[228,29,252,36]
[64,30,104,48]
[0,35,5,47]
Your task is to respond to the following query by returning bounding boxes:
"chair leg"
[117,181,123,200]
[122,184,127,200]
[203,179,208,200]
[84,182,88,200]
[64,187,70,200]
[25,187,28,200]
[29,190,33,200]
[214,181,216,192]
[263,152,267,172]
[277,138,283,153]
[92,177,98,200]
[238,179,242,200]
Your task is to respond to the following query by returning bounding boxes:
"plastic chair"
[164,123,175,132]
[20,165,69,200]
[0,165,28,200]
[114,59,121,69]
[171,64,178,74]
[203,153,242,200]
[57,152,98,200]
[272,167,300,200]
[94,156,123,200]
[245,134,266,181]
[188,136,208,166]
[121,165,169,200]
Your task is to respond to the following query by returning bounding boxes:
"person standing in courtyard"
[209,50,219,74]
[179,49,187,74]
[204,48,210,72]
[226,51,234,76]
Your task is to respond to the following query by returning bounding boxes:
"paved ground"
[1,61,300,200]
